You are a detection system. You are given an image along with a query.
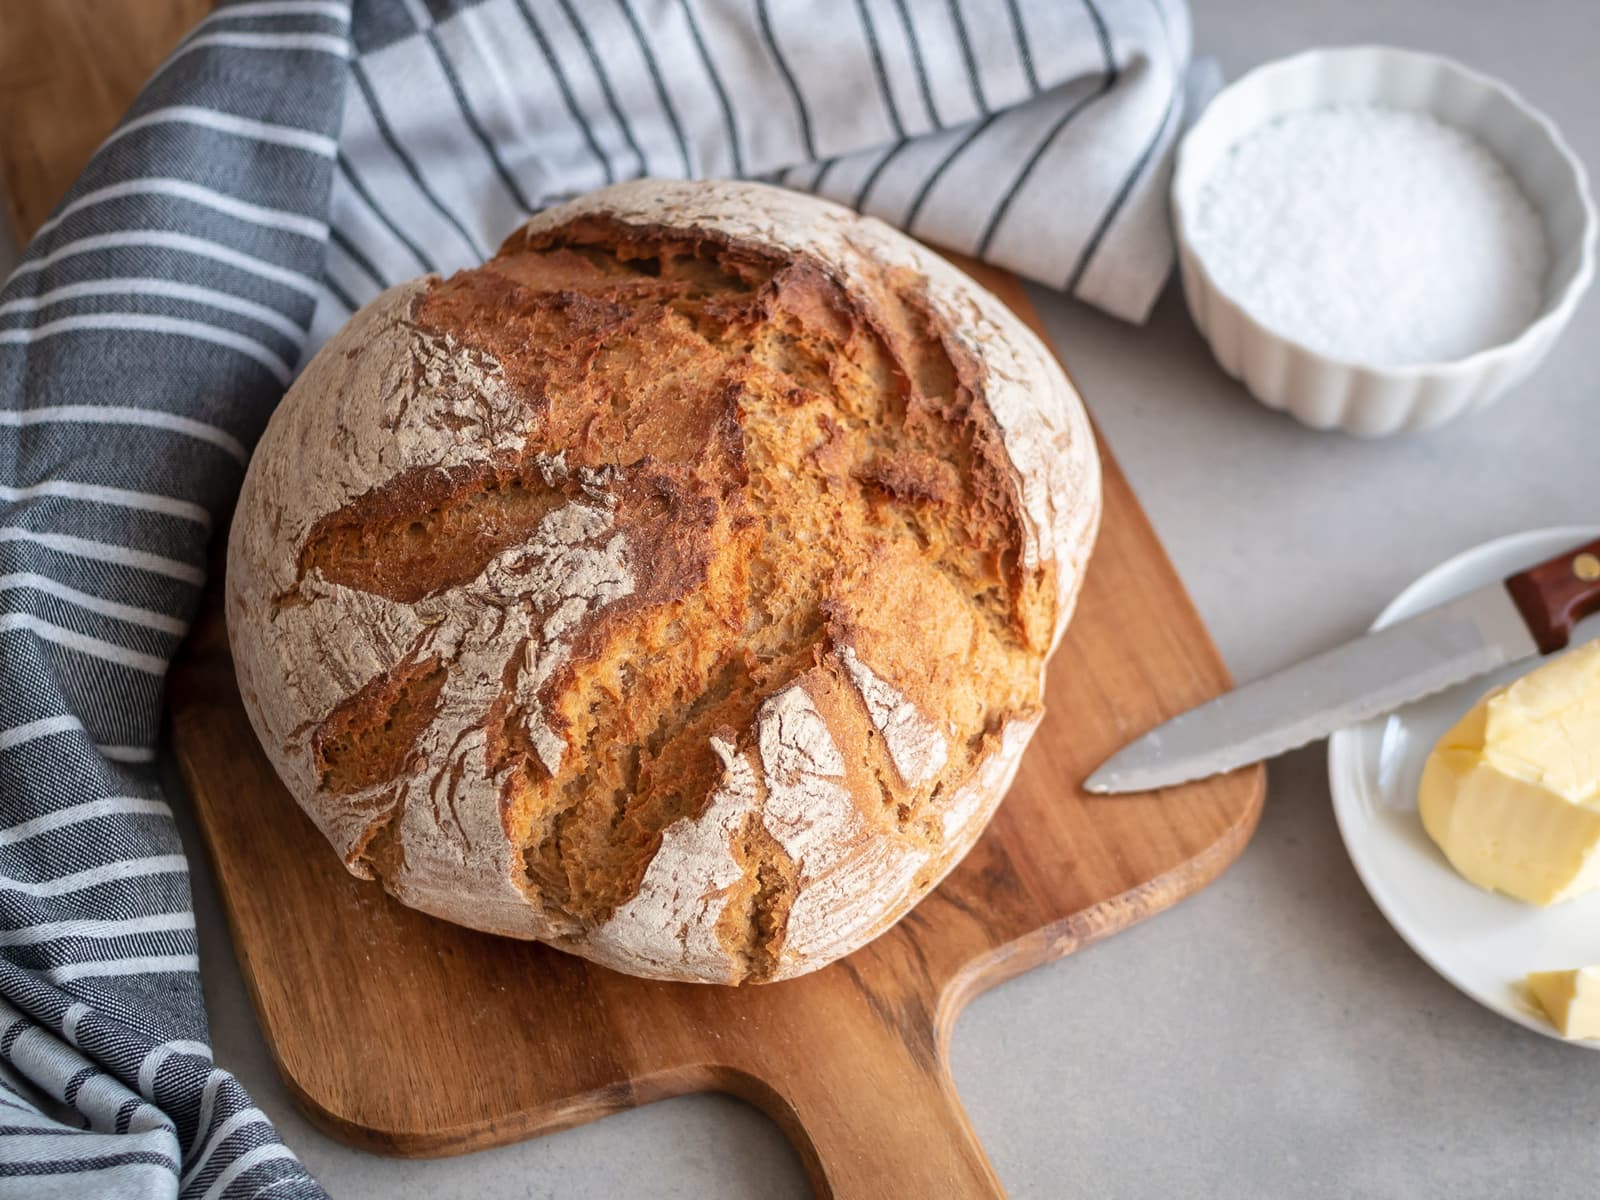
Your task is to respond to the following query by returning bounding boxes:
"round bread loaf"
[227,179,1100,984]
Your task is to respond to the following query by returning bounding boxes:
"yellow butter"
[1419,640,1600,905]
[1527,967,1600,1039]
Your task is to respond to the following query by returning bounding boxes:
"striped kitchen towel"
[0,0,1194,1195]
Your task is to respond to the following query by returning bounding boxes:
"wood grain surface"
[2,5,1266,1196]
[0,0,212,237]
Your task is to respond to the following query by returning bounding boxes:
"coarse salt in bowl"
[1172,46,1597,436]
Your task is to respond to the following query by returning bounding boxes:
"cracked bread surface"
[227,179,1100,984]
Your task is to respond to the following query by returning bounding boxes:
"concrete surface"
[161,1,1600,1195]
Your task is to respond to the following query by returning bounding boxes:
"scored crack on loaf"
[227,178,1101,984]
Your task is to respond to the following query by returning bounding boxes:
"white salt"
[1191,105,1548,366]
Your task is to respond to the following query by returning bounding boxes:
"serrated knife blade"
[1084,568,1565,796]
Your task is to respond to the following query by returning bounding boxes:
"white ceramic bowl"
[1172,46,1596,436]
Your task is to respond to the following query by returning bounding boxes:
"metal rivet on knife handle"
[1505,537,1600,655]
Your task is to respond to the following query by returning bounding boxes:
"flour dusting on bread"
[594,737,758,982]
[839,645,948,787]
[228,179,1101,984]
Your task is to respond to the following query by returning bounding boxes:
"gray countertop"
[161,1,1600,1195]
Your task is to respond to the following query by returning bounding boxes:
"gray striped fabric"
[0,0,1192,1194]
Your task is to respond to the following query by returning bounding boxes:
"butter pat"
[1419,640,1600,905]
[1527,968,1600,1039]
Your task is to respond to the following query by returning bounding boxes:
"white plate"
[1328,525,1600,1045]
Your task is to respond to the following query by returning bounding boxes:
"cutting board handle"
[705,988,1005,1199]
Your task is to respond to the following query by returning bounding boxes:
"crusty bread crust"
[227,180,1100,984]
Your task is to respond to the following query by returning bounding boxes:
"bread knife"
[1085,536,1600,794]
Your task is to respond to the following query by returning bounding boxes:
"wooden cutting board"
[1,5,1265,1195]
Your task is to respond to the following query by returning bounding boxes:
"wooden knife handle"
[1505,537,1600,655]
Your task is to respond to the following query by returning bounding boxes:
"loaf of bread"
[227,179,1100,984]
